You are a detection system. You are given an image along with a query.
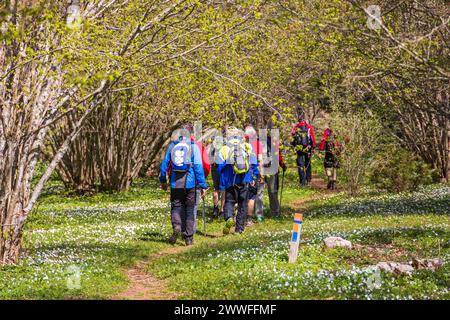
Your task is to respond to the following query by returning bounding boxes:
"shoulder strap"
[191,141,196,163]
[244,142,252,155]
[190,141,197,188]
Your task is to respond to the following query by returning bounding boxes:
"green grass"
[0,179,175,299]
[147,182,450,300]
[0,169,448,300]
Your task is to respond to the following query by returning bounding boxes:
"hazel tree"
[0,0,262,264]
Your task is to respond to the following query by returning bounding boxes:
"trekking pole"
[202,196,206,234]
[305,151,313,183]
[279,169,285,211]
[161,200,170,234]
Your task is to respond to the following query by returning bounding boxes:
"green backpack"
[227,138,250,175]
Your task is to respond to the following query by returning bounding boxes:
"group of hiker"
[292,114,342,190]
[159,115,342,246]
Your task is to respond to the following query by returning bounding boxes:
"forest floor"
[114,172,334,300]
[0,166,449,300]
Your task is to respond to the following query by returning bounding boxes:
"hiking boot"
[185,238,193,246]
[331,181,337,190]
[327,181,332,189]
[223,218,235,235]
[246,219,254,227]
[168,230,180,244]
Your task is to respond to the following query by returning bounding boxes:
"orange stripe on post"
[289,213,303,264]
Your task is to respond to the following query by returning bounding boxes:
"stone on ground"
[376,262,414,276]
[323,236,352,249]
[412,258,443,271]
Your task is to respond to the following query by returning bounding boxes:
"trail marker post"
[288,213,303,263]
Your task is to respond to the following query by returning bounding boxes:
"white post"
[288,213,303,263]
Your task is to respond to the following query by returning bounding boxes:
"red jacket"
[247,137,262,159]
[291,121,316,149]
[319,129,341,153]
[319,128,331,151]
[197,141,211,178]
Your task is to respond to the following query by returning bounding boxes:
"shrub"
[370,148,434,192]
[332,113,381,195]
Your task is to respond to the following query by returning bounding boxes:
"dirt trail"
[115,234,222,300]
[290,174,337,210]
[114,245,189,300]
[115,261,177,300]
[310,174,329,190]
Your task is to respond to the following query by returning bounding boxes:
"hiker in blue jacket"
[159,127,208,246]
[217,127,259,235]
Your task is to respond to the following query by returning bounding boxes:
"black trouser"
[296,151,312,185]
[211,164,220,191]
[170,188,197,241]
[224,184,249,233]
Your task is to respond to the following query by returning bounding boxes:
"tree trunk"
[0,205,25,264]
[444,115,449,182]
